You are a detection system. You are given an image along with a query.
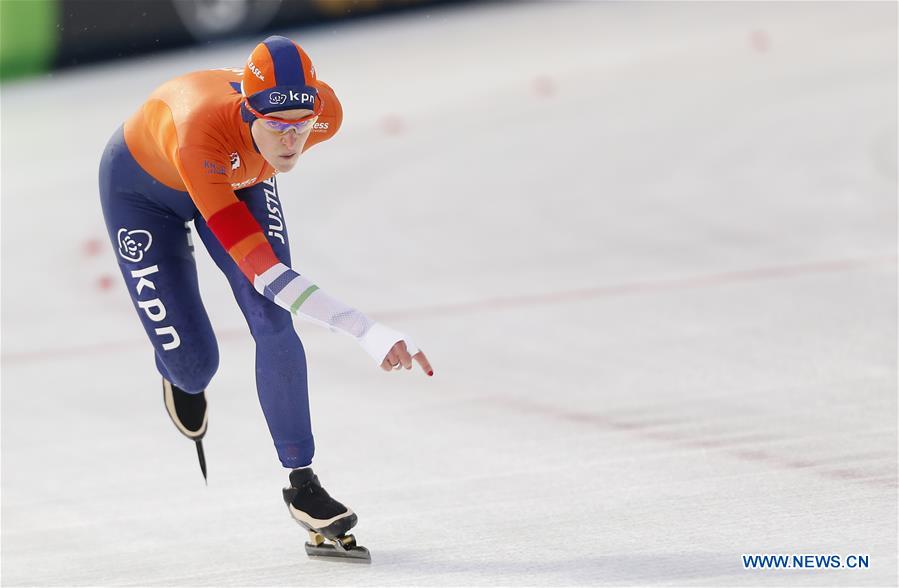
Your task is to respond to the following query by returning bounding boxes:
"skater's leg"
[99,126,219,393]
[191,177,363,558]
[193,176,314,467]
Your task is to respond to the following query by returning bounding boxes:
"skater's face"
[251,108,315,173]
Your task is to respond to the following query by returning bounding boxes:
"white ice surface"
[1,2,896,586]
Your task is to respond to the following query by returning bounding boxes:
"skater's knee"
[246,303,294,339]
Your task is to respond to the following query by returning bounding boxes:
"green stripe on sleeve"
[290,285,320,314]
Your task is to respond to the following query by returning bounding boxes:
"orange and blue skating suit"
[99,49,346,468]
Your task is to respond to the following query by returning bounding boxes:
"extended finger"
[413,350,434,377]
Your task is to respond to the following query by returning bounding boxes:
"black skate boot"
[282,468,370,563]
[162,378,208,481]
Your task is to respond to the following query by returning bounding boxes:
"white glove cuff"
[358,322,418,364]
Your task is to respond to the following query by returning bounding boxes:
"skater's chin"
[272,156,298,172]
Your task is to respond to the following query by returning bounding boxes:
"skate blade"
[304,541,371,564]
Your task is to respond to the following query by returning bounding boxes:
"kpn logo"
[268,90,316,106]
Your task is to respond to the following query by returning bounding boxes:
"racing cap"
[242,36,321,116]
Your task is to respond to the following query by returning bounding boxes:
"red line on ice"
[2,255,895,365]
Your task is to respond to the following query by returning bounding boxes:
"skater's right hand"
[358,323,432,375]
[380,340,433,376]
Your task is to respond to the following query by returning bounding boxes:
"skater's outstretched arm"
[176,148,428,370]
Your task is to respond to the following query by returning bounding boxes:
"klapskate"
[282,468,371,563]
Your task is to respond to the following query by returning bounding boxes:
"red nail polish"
[428,370,434,377]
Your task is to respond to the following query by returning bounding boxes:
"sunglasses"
[260,115,319,134]
[244,98,324,133]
